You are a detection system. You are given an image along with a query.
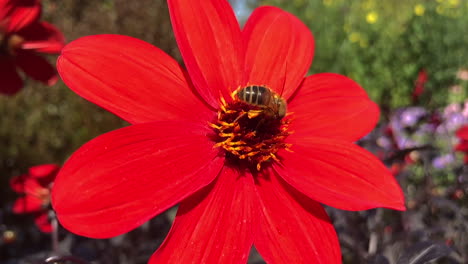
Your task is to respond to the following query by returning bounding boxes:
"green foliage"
[261,0,468,109]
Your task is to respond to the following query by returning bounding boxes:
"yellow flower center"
[0,33,24,57]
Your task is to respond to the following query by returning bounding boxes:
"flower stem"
[50,210,59,255]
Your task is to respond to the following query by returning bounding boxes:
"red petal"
[276,137,406,211]
[0,58,23,95]
[10,174,43,194]
[0,0,41,33]
[253,170,341,263]
[19,21,65,53]
[28,164,59,178]
[243,6,314,99]
[168,0,243,108]
[455,141,468,152]
[456,125,468,139]
[13,196,43,213]
[288,73,379,142]
[34,212,52,233]
[10,175,27,193]
[150,166,255,263]
[52,121,224,238]
[15,50,58,85]
[57,34,212,124]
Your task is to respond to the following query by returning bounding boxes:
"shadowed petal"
[243,6,314,99]
[456,141,468,152]
[150,166,255,263]
[0,0,41,33]
[57,34,212,124]
[19,21,65,53]
[276,137,405,211]
[34,212,52,233]
[15,50,57,85]
[10,174,44,194]
[0,58,23,95]
[288,73,379,142]
[168,0,243,108]
[52,121,224,238]
[254,170,341,264]
[13,196,43,213]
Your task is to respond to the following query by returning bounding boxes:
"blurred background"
[1,0,468,263]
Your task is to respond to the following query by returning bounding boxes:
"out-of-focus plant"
[366,99,468,194]
[261,0,468,109]
[0,0,65,95]
[0,0,176,207]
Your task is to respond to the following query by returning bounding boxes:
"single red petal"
[57,34,212,124]
[150,166,255,263]
[0,0,41,33]
[10,174,27,193]
[288,73,379,142]
[28,164,59,178]
[0,58,23,95]
[18,21,65,53]
[253,170,341,264]
[456,125,468,139]
[243,6,314,99]
[15,50,58,85]
[276,137,405,211]
[168,0,243,108]
[10,174,44,194]
[34,212,52,233]
[52,121,224,238]
[13,196,44,213]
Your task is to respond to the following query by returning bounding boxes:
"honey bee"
[235,85,287,119]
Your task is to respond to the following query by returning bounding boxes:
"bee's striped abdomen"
[237,85,268,106]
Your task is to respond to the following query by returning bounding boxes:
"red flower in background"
[412,69,428,104]
[0,0,64,95]
[455,125,468,164]
[10,164,59,233]
[52,0,405,262]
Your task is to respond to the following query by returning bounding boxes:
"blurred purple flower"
[400,107,427,127]
[389,107,428,149]
[432,154,455,169]
[437,102,468,134]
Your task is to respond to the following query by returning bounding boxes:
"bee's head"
[275,97,287,119]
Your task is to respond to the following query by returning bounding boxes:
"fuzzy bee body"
[236,85,287,119]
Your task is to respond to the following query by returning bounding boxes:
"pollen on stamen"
[210,91,293,171]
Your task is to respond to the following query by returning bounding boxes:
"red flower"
[455,125,468,164]
[10,164,59,233]
[52,1,405,263]
[412,69,427,103]
[0,0,64,95]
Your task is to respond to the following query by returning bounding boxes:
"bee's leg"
[247,110,263,119]
[232,111,247,124]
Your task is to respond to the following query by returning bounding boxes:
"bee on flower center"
[211,85,292,170]
[235,85,287,120]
